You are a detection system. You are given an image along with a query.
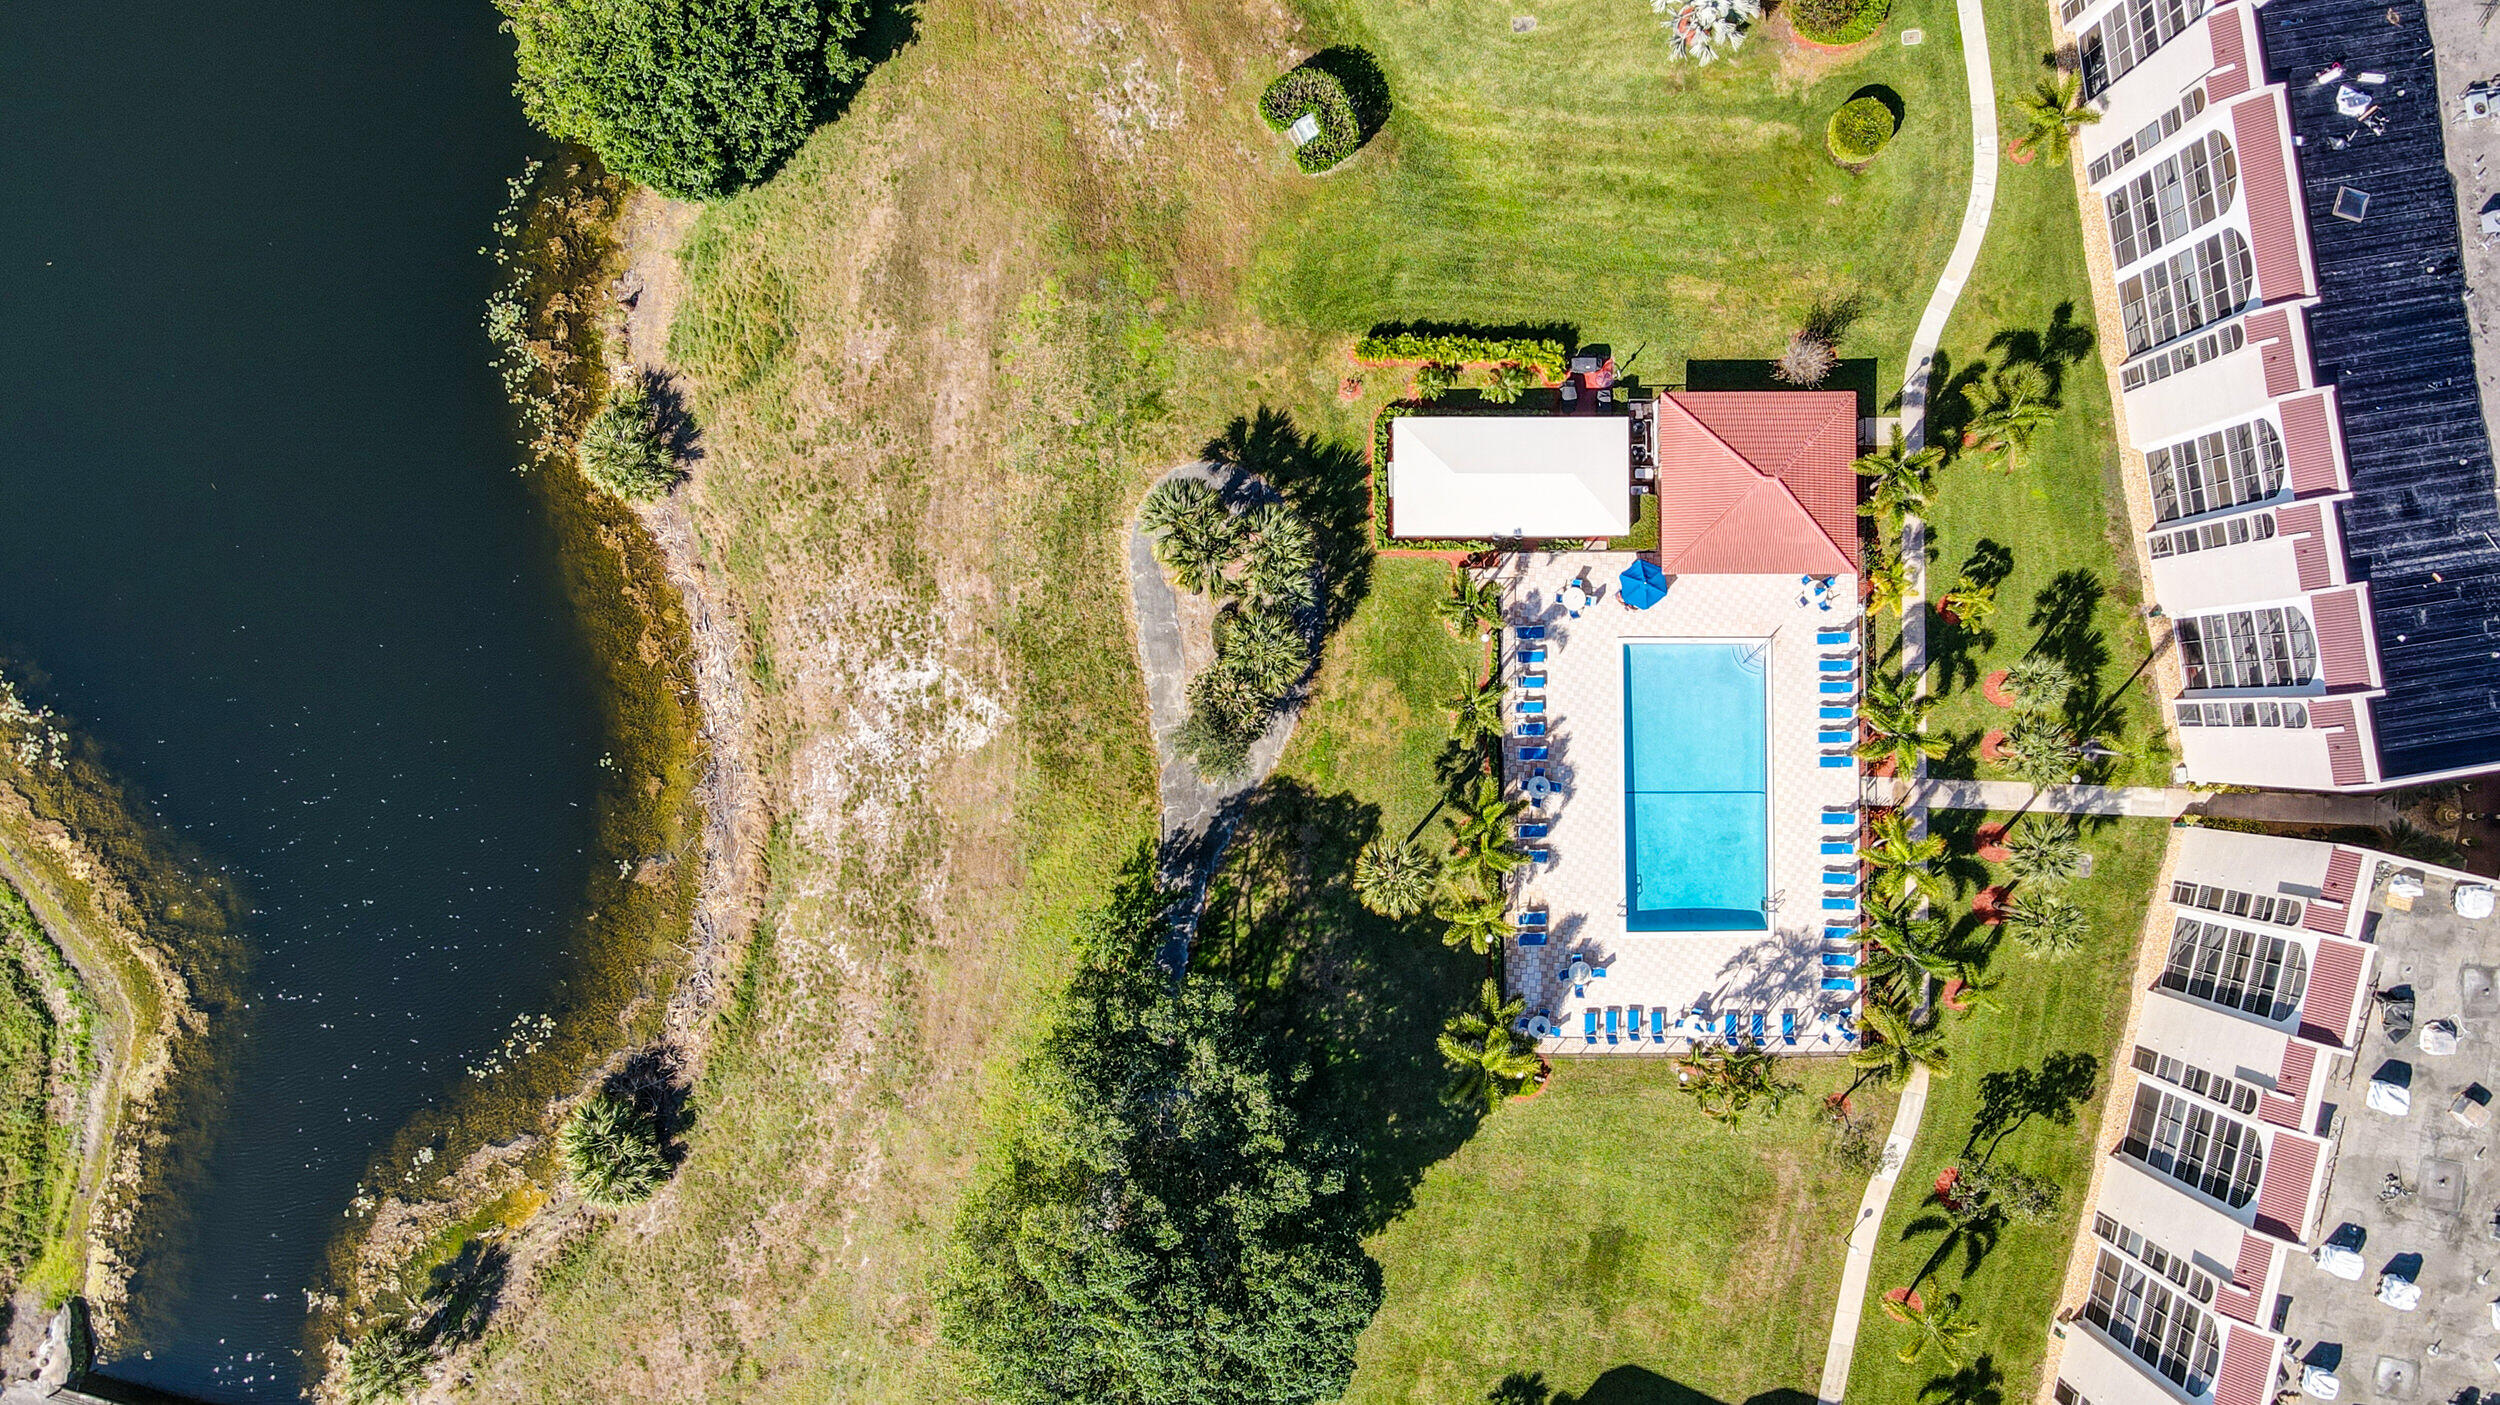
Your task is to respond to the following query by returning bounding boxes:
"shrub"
[1828,97,1899,163]
[1353,331,1566,378]
[1658,0,1761,62]
[500,0,872,200]
[1260,67,1361,173]
[577,382,678,503]
[559,1090,668,1207]
[1773,331,1838,387]
[1790,0,1893,45]
[1413,362,1459,401]
[338,1321,429,1405]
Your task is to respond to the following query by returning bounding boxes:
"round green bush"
[1790,0,1892,45]
[1827,97,1899,163]
[1259,68,1360,174]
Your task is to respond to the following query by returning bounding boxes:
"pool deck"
[1491,553,1865,1056]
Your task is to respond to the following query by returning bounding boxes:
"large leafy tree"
[1437,568,1505,642]
[1960,363,2057,466]
[1443,777,1526,890]
[2003,820,2085,886]
[1438,979,1540,1112]
[558,1089,667,1207]
[1240,502,1318,611]
[1446,673,1508,753]
[1885,1290,1982,1368]
[1854,429,1946,527]
[1857,670,1945,775]
[501,0,871,200]
[945,870,1383,1405]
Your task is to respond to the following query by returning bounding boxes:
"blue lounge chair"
[1821,976,1857,992]
[1518,823,1550,839]
[1651,1008,1668,1042]
[1782,1010,1799,1045]
[1819,755,1853,768]
[1517,648,1547,665]
[1818,659,1854,673]
[1822,896,1857,911]
[1824,869,1857,886]
[1527,848,1552,864]
[1751,1012,1767,1045]
[1517,721,1546,737]
[1722,1012,1741,1042]
[1821,810,1857,826]
[1822,952,1857,967]
[1825,924,1857,940]
[1819,680,1854,695]
[1519,673,1548,689]
[1818,730,1853,745]
[1516,625,1547,641]
[1590,964,1608,979]
[1518,698,1546,714]
[1517,745,1550,761]
[1821,705,1854,720]
[1821,840,1855,855]
[1606,1008,1622,1044]
[1517,930,1548,948]
[1584,1010,1599,1044]
[1817,630,1852,645]
[1519,910,1548,928]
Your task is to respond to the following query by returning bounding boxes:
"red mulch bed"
[1983,669,2017,707]
[1885,1286,1926,1312]
[1868,753,1898,779]
[1941,978,1972,1012]
[1979,728,2009,761]
[1974,823,2011,862]
[1971,886,2011,924]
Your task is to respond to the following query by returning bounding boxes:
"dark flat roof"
[2259,0,2500,780]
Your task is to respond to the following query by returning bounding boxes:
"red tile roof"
[2298,937,2370,1046]
[2321,846,2364,905]
[2309,698,2369,788]
[2213,1325,2279,1405]
[2236,95,2312,303]
[2214,1233,2276,1325]
[1652,392,1860,576]
[2313,588,2376,688]
[2254,1132,2321,1242]
[2280,393,2344,494]
[2250,308,2303,397]
[2262,1042,2314,1128]
[2208,6,2253,101]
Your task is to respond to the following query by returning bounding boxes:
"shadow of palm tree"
[1958,1050,2101,1166]
[1985,301,2098,401]
[1920,1354,2008,1405]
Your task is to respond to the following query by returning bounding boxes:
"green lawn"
[1873,0,2172,787]
[1842,812,2164,1405]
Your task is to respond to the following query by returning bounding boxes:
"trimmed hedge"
[1354,332,1566,378]
[1260,68,1360,173]
[1790,0,1892,45]
[1827,97,1899,163]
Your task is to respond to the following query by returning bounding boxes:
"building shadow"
[1488,1366,1820,1405]
[1685,358,1883,421]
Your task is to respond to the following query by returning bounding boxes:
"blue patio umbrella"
[1618,557,1669,609]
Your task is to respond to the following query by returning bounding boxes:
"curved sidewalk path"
[1819,0,2000,1397]
[1126,461,1303,970]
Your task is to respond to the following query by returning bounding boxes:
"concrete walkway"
[1818,0,2000,1397]
[1126,461,1304,968]
[1818,1065,1933,1405]
[1865,775,2401,825]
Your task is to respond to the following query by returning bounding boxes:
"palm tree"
[1859,892,1962,1008]
[1999,711,2082,788]
[2003,655,2074,712]
[1439,978,1541,1111]
[1434,891,1513,954]
[1239,502,1317,610]
[2003,820,2084,886]
[1678,1046,1804,1128]
[1937,574,1999,627]
[1437,568,1505,643]
[1443,777,1527,888]
[1961,363,2057,467]
[1885,1290,1982,1368]
[1216,607,1306,697]
[1849,1004,1954,1085]
[1866,548,1914,618]
[1446,673,1509,752]
[559,1090,667,1207]
[1861,808,1947,907]
[1857,670,1946,775]
[2007,892,2090,957]
[1354,839,1438,918]
[1854,429,1946,526]
[1140,478,1244,595]
[2010,72,2102,164]
[1483,361,1537,404]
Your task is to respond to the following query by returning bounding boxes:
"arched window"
[2146,417,2285,521]
[2121,1084,2265,1208]
[2087,1247,2225,1395]
[2108,132,2241,266]
[2175,606,2316,689]
[2120,229,2256,355]
[2160,917,2309,1020]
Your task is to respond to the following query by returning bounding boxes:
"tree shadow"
[1958,540,2015,595]
[1308,46,1393,143]
[1686,356,1883,420]
[634,366,706,468]
[1960,1050,2101,1166]
[1917,349,1990,455]
[1849,83,1907,130]
[421,1238,511,1347]
[602,1040,696,1165]
[1986,302,2098,401]
[1490,1367,1819,1405]
[816,0,925,129]
[1195,776,1483,1233]
[1203,406,1376,633]
[1904,1185,2004,1286]
[1805,294,1869,346]
[1921,1355,2008,1405]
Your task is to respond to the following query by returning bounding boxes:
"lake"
[0,2,606,1397]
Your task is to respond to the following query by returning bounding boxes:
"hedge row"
[1353,333,1566,378]
[1260,68,1360,173]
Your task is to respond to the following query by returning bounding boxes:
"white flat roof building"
[1386,416,1632,540]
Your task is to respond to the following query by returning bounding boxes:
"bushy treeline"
[1139,479,1319,777]
[498,0,873,200]
[943,867,1382,1405]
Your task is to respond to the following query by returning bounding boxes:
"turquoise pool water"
[1623,642,1769,931]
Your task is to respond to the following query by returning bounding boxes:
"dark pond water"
[0,3,603,1398]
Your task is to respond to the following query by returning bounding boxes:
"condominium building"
[2062,0,2500,790]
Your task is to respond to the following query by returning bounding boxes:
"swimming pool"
[1623,641,1769,931]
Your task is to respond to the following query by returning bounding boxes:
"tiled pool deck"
[1492,554,1865,1057]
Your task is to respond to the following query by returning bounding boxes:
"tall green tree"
[1678,1046,1804,1129]
[1482,362,1537,405]
[1353,839,1437,919]
[1861,808,1947,907]
[2007,892,2090,957]
[1854,429,1946,526]
[2009,72,2102,164]
[1438,979,1541,1112]
[558,1090,667,1207]
[1960,363,2057,467]
[1141,478,1246,595]
[1445,673,1509,754]
[1240,502,1318,611]
[1857,670,1945,775]
[1999,711,2083,788]
[1437,568,1505,642]
[1433,891,1512,954]
[2003,655,2075,713]
[500,0,872,200]
[944,868,1383,1405]
[2003,820,2084,886]
[1443,778,1526,889]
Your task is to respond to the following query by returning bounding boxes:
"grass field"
[1841,812,2163,1405]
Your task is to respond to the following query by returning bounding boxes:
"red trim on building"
[2235,96,2311,303]
[2312,588,2376,688]
[2278,1040,2317,1103]
[2254,1132,2321,1242]
[2321,847,2363,905]
[2279,394,2343,494]
[2214,1233,2277,1324]
[2277,502,2332,590]
[2249,308,2302,397]
[2298,937,2369,1045]
[2213,1324,2279,1405]
[2208,8,2253,100]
